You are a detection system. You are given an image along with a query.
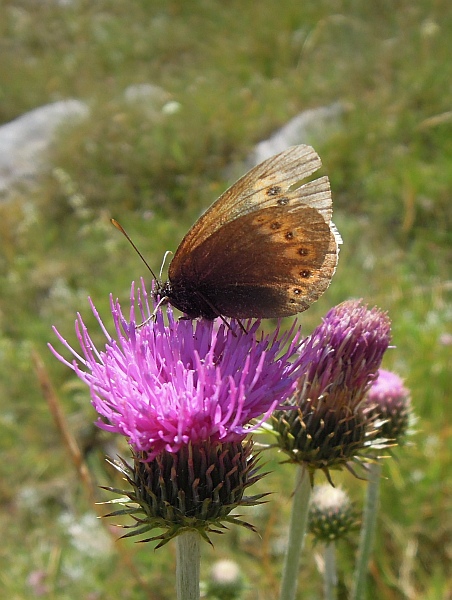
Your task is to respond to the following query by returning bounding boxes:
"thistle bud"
[205,559,244,600]
[308,485,359,542]
[272,301,392,480]
[365,369,412,444]
[104,440,266,546]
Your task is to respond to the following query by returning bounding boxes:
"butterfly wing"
[168,145,341,318]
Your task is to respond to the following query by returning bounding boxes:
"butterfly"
[114,144,341,321]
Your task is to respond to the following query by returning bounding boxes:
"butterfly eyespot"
[285,231,294,240]
[270,221,282,230]
[300,270,311,278]
[293,288,302,295]
[267,185,282,196]
[277,197,290,206]
[298,247,309,256]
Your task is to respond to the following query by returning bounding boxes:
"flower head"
[49,280,301,460]
[50,280,304,543]
[365,369,413,444]
[308,485,360,543]
[272,300,392,480]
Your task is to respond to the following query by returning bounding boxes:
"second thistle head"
[271,300,392,481]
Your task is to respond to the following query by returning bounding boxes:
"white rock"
[123,83,170,105]
[248,102,345,167]
[0,99,88,194]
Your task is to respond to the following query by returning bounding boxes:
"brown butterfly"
[114,144,341,321]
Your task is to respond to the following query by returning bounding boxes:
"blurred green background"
[0,1,451,598]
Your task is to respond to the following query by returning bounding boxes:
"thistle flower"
[50,280,301,458]
[365,369,412,444]
[49,280,302,544]
[308,485,360,543]
[272,300,392,480]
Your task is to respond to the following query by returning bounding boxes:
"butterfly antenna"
[111,218,159,281]
[159,250,173,280]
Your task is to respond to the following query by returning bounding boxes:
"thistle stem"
[323,542,337,600]
[176,531,201,600]
[279,464,312,600]
[351,461,382,600]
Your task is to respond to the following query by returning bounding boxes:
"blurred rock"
[0,100,88,196]
[123,83,181,117]
[247,102,345,167]
[124,83,170,105]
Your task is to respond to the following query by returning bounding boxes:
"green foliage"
[1,0,451,598]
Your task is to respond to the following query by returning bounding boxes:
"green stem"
[323,542,337,600]
[176,531,201,600]
[351,461,382,600]
[279,464,312,600]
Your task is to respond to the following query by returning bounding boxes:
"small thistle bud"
[365,369,412,444]
[308,485,360,543]
[272,300,392,480]
[205,559,245,600]
[105,440,266,546]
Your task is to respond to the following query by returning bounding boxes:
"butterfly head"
[153,278,172,310]
[156,277,219,320]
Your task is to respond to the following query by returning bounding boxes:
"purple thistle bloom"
[367,369,408,400]
[297,300,392,403]
[365,369,412,443]
[49,280,301,460]
[272,300,392,478]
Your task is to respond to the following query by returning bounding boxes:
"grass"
[1,0,451,598]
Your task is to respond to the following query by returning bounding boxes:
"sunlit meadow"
[0,1,450,598]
